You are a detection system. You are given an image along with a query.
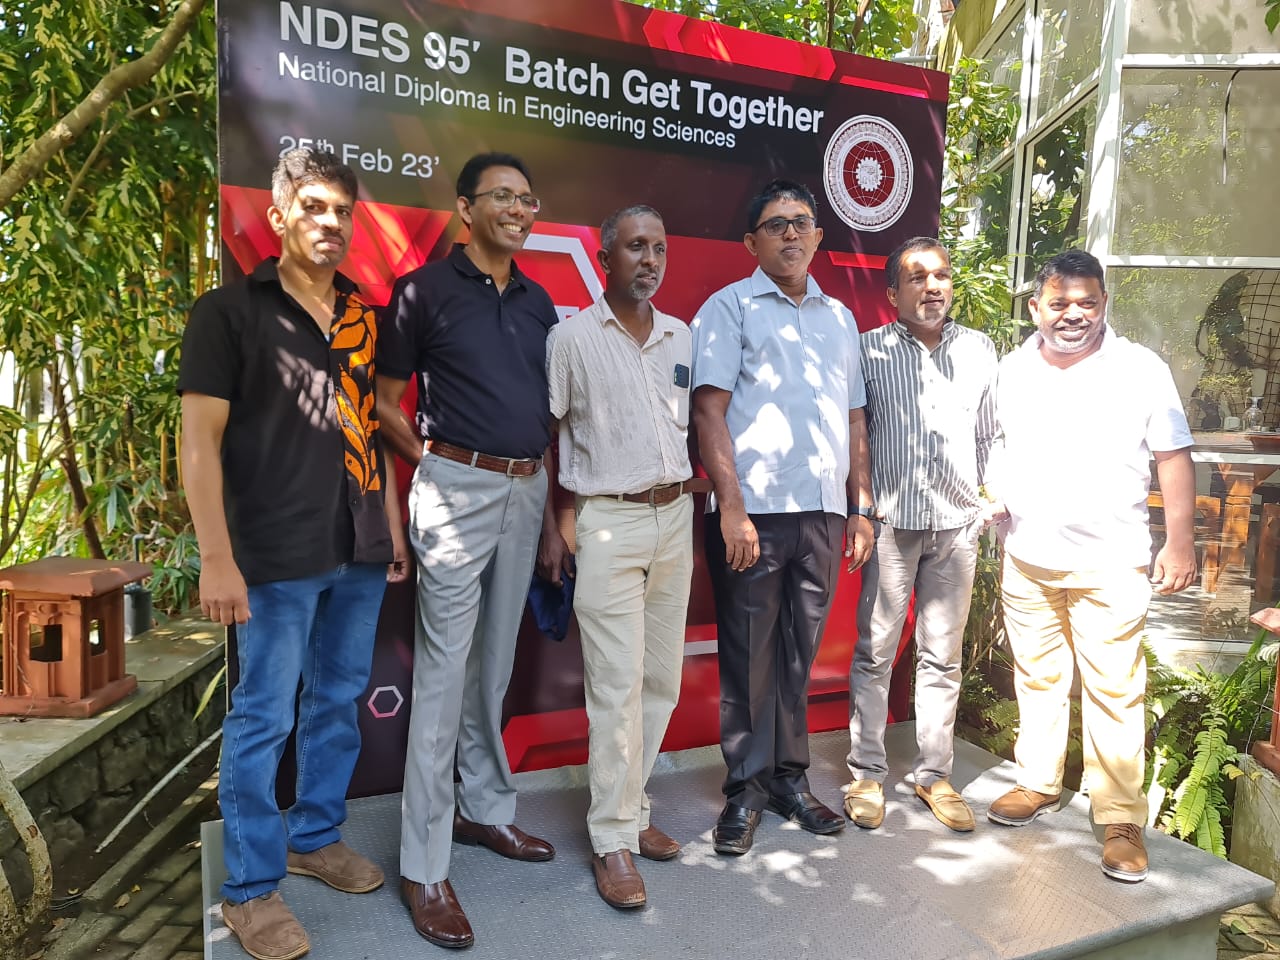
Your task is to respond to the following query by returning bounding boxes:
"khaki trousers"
[1000,555,1151,824]
[573,494,693,855]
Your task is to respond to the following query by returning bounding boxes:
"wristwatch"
[849,504,875,519]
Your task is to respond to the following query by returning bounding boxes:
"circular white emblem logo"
[823,115,913,233]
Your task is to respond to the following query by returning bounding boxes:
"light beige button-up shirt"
[547,296,693,496]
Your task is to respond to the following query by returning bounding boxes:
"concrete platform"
[200,725,1274,960]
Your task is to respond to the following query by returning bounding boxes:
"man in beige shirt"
[542,205,705,910]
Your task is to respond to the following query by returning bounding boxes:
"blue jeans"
[220,563,386,903]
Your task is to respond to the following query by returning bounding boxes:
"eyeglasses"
[469,188,541,213]
[752,215,816,237]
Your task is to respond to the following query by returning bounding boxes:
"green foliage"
[1266,0,1279,35]
[630,5,1018,349]
[633,0,919,61]
[0,0,218,612]
[1146,629,1278,858]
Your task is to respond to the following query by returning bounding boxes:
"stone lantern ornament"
[0,557,151,717]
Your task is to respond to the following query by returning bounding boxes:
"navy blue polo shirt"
[377,245,558,460]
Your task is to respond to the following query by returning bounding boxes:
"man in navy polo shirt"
[377,152,564,949]
[180,148,409,960]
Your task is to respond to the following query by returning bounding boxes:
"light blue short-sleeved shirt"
[691,267,865,516]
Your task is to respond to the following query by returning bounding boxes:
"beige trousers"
[1000,555,1151,824]
[573,494,693,855]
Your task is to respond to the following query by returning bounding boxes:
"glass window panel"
[1020,102,1094,284]
[1032,0,1104,123]
[1115,70,1280,258]
[974,162,1014,257]
[1128,0,1280,55]
[1108,267,1280,432]
[1111,266,1280,628]
[974,12,1026,168]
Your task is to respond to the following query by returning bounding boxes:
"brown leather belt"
[427,440,541,477]
[613,478,713,505]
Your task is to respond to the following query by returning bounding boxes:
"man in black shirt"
[377,153,564,949]
[179,148,408,960]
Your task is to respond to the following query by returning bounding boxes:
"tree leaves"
[634,0,920,61]
[0,0,216,610]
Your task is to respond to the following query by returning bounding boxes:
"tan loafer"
[842,779,885,829]
[915,780,975,832]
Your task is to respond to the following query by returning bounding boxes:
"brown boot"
[592,849,646,909]
[987,786,1061,826]
[221,891,310,960]
[1101,823,1148,882]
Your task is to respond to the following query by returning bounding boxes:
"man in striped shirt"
[843,237,999,833]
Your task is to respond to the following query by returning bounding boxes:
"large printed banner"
[217,0,948,795]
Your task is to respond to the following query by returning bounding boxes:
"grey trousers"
[847,523,978,786]
[399,453,547,885]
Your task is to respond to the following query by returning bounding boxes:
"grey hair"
[270,148,358,211]
[600,205,663,252]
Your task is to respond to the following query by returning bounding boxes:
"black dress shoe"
[712,802,762,855]
[767,791,846,835]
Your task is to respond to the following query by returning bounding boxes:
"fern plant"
[1145,627,1278,858]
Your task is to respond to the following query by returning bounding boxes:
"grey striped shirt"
[862,319,998,530]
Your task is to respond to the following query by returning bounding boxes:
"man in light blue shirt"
[691,179,873,855]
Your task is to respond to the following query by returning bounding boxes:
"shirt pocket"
[660,340,691,429]
[672,378,690,429]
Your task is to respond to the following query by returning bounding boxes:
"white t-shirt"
[991,325,1193,571]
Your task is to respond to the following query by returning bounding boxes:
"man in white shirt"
[543,205,705,909]
[986,249,1197,883]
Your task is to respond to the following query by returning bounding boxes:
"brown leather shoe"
[453,813,555,861]
[221,891,310,960]
[987,786,1061,826]
[400,878,475,949]
[637,825,681,861]
[915,781,976,832]
[592,849,646,909]
[287,841,384,893]
[1101,823,1148,882]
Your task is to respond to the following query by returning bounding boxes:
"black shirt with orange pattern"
[177,258,393,585]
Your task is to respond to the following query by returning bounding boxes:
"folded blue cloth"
[527,571,575,642]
